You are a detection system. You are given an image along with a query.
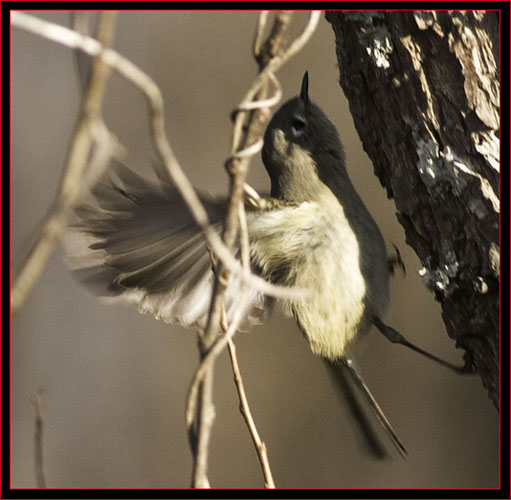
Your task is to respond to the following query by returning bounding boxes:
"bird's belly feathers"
[248,200,367,359]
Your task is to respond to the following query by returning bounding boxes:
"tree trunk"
[325,11,499,409]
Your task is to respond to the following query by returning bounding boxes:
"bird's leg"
[372,317,475,374]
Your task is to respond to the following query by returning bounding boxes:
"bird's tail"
[324,359,407,459]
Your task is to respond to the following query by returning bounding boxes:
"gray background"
[11,11,498,488]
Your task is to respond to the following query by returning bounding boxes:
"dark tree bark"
[326,11,499,408]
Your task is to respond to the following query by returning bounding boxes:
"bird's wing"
[63,162,266,328]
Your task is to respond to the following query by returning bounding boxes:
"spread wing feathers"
[64,162,265,328]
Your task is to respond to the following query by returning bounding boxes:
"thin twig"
[190,370,214,488]
[252,11,269,58]
[187,11,320,488]
[256,11,293,69]
[70,11,93,93]
[189,12,284,487]
[32,390,46,489]
[187,227,254,486]
[185,276,253,435]
[237,11,322,119]
[11,11,118,315]
[229,199,275,488]
[227,339,275,488]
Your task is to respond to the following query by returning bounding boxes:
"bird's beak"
[300,71,309,107]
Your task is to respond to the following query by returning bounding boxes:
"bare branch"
[187,11,321,488]
[255,11,293,68]
[185,281,254,434]
[229,199,276,487]
[252,11,270,59]
[227,339,275,488]
[11,11,118,315]
[187,203,274,486]
[32,390,46,489]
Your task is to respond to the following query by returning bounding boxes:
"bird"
[66,72,467,458]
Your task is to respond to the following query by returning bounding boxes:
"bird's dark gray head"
[262,72,346,202]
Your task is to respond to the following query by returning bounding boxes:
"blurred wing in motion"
[64,162,265,328]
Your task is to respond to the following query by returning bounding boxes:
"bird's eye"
[291,117,306,137]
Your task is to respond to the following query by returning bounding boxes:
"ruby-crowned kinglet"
[68,72,466,458]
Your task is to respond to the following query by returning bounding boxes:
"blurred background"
[11,11,498,489]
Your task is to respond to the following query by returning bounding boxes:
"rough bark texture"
[326,11,499,408]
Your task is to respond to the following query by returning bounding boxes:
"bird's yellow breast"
[248,188,367,359]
